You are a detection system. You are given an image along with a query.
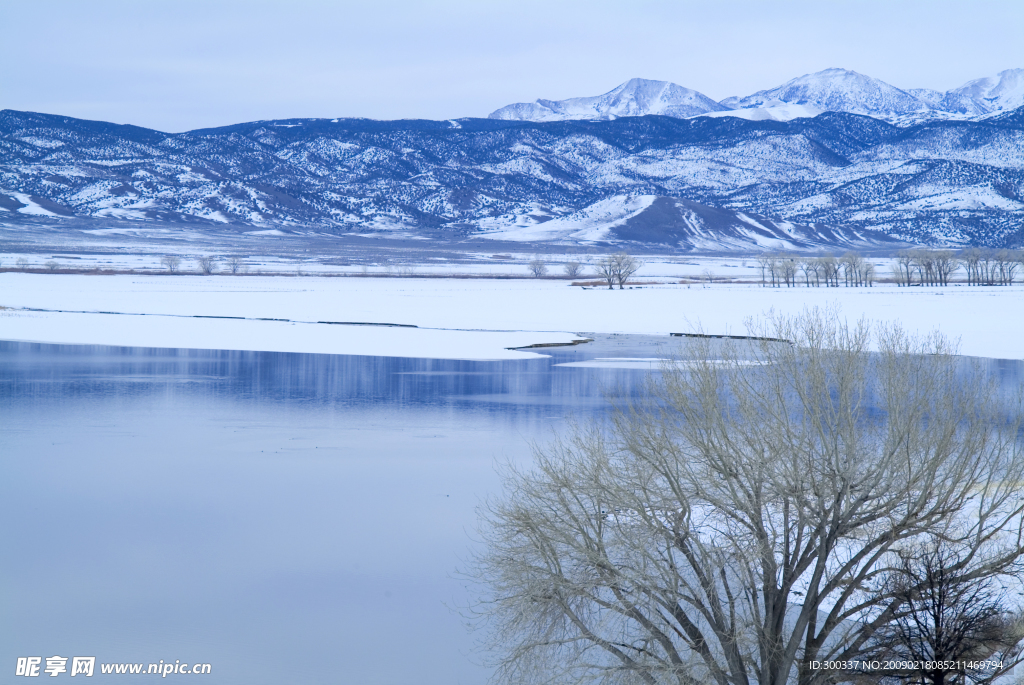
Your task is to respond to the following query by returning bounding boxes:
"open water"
[0,336,673,684]
[3,337,1021,684]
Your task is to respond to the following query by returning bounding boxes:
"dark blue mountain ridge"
[1,107,1023,248]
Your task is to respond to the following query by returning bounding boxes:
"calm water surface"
[1,337,671,685]
[3,339,1020,684]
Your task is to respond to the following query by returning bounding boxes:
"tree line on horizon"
[757,249,1024,288]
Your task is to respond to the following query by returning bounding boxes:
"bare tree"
[16,257,29,270]
[819,254,840,287]
[766,254,781,287]
[226,255,245,274]
[45,260,59,272]
[961,249,982,286]
[593,252,643,289]
[528,259,548,278]
[776,255,798,287]
[978,250,998,285]
[996,250,1020,285]
[756,255,772,287]
[471,309,1024,685]
[700,269,715,286]
[907,250,958,287]
[563,261,584,279]
[896,251,917,286]
[932,251,959,286]
[864,260,876,286]
[841,252,867,286]
[868,540,1024,685]
[595,257,617,289]
[197,256,217,275]
[800,259,820,287]
[161,255,181,273]
[612,252,643,289]
[914,250,937,285]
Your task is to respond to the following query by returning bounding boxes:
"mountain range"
[489,78,731,122]
[2,67,1024,252]
[491,68,1024,125]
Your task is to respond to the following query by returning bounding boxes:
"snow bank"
[0,309,575,360]
[1,274,1022,360]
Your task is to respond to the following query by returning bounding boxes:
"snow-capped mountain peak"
[488,78,728,122]
[719,68,931,120]
[940,68,1024,115]
[489,69,1023,126]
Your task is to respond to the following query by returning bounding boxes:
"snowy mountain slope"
[718,68,931,122]
[907,88,945,108]
[486,69,1024,127]
[713,69,1024,124]
[476,194,901,249]
[940,69,1024,115]
[477,195,657,242]
[2,108,1023,248]
[488,78,729,122]
[699,103,825,123]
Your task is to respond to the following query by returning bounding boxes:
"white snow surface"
[0,275,587,360]
[557,358,669,370]
[6,192,63,217]
[699,103,825,122]
[2,274,1023,361]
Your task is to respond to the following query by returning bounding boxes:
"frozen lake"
[0,336,673,684]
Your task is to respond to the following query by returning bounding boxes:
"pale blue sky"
[2,0,1022,131]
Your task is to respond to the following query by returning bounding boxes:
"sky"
[2,0,1023,132]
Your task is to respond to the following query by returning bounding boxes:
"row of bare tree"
[530,252,644,289]
[759,248,1024,287]
[161,255,247,274]
[757,253,876,287]
[894,247,1024,286]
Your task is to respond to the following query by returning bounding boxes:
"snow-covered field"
[0,249,779,279]
[2,273,1022,360]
